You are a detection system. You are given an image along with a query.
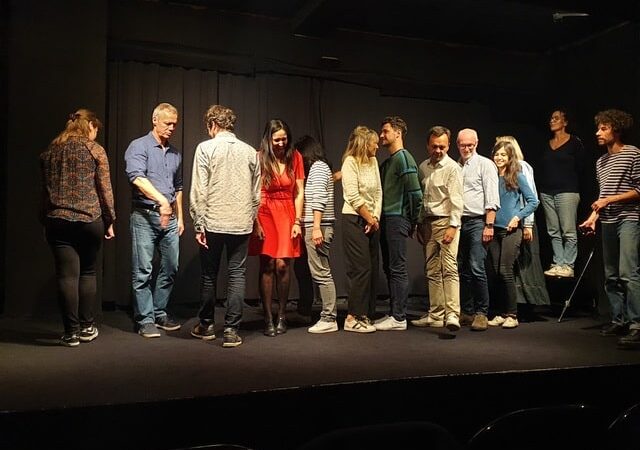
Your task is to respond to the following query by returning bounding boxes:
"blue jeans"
[380,216,411,321]
[458,216,490,316]
[601,221,640,329]
[540,192,580,268]
[197,232,250,330]
[130,209,179,326]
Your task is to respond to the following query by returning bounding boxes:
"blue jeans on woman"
[601,221,640,329]
[130,209,179,327]
[540,192,580,268]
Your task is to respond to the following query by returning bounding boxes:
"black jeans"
[487,227,522,316]
[45,218,103,333]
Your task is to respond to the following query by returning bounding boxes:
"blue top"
[495,172,539,229]
[124,132,183,206]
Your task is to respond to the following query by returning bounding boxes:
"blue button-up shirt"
[124,132,183,206]
[460,152,500,217]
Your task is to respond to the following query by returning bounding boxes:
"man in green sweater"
[375,116,424,331]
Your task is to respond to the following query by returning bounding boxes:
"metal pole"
[558,248,595,323]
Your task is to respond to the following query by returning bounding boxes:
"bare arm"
[132,177,172,228]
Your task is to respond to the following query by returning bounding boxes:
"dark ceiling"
[152,0,639,54]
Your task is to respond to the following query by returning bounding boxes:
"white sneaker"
[555,265,575,278]
[308,319,338,334]
[488,315,506,327]
[344,316,376,333]
[544,265,560,277]
[445,315,460,331]
[410,314,444,328]
[502,316,519,328]
[374,315,407,331]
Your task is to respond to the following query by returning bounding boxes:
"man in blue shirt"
[125,103,184,338]
[457,128,500,331]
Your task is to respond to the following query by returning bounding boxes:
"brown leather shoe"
[471,314,488,331]
[460,313,475,326]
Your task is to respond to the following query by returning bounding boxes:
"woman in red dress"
[250,119,305,336]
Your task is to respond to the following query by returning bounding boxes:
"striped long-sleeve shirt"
[302,160,336,226]
[596,145,640,223]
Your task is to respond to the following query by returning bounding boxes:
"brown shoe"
[460,313,475,326]
[471,314,488,331]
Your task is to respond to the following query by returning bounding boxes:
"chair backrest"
[608,402,640,447]
[468,404,608,450]
[296,420,463,450]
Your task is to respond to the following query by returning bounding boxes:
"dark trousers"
[380,216,411,321]
[45,218,103,334]
[487,227,522,316]
[342,214,379,318]
[197,231,250,329]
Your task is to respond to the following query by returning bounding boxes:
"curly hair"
[342,126,379,165]
[204,105,236,131]
[594,109,634,135]
[381,116,408,138]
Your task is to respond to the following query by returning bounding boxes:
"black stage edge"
[2,364,639,450]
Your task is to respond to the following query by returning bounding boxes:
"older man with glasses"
[456,128,500,331]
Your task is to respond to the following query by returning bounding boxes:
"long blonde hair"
[342,126,378,165]
[51,109,102,146]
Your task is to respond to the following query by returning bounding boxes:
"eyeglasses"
[549,116,564,122]
[458,143,476,149]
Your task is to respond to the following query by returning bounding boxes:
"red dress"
[249,150,304,258]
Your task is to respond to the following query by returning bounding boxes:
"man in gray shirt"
[189,105,261,347]
[457,128,500,331]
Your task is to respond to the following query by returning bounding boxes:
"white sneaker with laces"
[373,315,407,331]
[344,317,376,333]
[410,314,444,328]
[544,265,560,277]
[488,315,506,327]
[556,265,575,278]
[308,319,338,334]
[502,316,519,328]
[445,315,460,331]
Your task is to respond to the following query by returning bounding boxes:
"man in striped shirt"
[374,116,424,331]
[580,109,640,349]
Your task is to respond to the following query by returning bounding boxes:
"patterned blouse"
[40,137,116,225]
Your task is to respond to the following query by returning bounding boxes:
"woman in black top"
[538,109,584,279]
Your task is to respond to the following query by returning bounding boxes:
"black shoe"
[79,325,99,343]
[222,328,243,348]
[138,322,161,338]
[264,320,276,337]
[276,316,287,335]
[618,329,640,349]
[60,333,80,347]
[600,322,628,336]
[156,315,181,331]
[191,322,216,340]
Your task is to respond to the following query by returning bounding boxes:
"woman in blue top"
[487,141,539,328]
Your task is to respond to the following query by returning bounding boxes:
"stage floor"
[1,301,638,449]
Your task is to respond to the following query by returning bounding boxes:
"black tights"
[45,218,103,333]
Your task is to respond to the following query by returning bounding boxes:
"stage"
[1,300,638,449]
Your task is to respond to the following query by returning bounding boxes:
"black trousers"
[45,218,103,333]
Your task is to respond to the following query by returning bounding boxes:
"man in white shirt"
[412,126,464,331]
[189,105,261,347]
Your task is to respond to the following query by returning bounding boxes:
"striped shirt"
[596,145,640,223]
[302,160,336,226]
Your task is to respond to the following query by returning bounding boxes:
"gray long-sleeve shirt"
[189,131,261,234]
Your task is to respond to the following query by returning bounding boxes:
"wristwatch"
[484,223,494,229]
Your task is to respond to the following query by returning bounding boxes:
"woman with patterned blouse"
[40,109,116,347]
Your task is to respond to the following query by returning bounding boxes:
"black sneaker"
[601,322,628,337]
[191,322,216,340]
[60,333,80,347]
[618,329,640,349]
[222,328,243,348]
[155,315,181,331]
[138,322,161,338]
[79,325,99,343]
